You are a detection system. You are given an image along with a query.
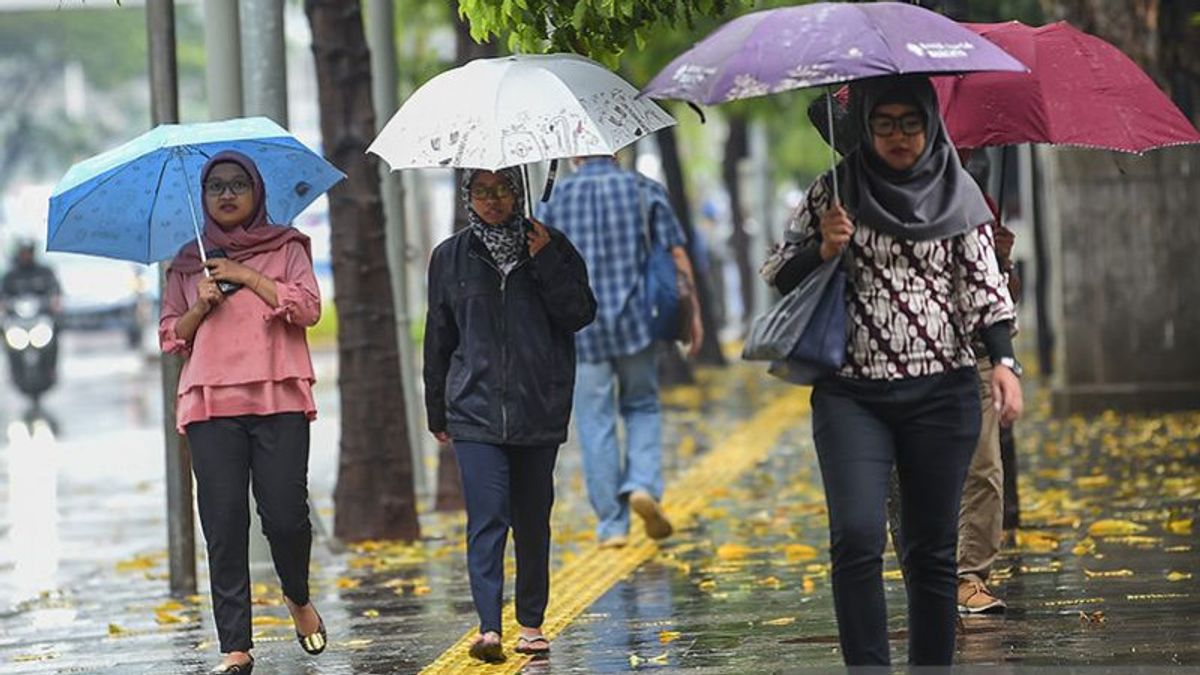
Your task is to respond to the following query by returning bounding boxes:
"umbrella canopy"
[368,53,676,172]
[48,117,345,264]
[933,21,1200,152]
[640,1,1026,106]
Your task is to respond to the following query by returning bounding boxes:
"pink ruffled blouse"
[158,241,320,433]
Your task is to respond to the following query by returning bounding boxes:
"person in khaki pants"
[956,155,1021,613]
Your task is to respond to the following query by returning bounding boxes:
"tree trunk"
[723,114,755,328]
[658,125,727,367]
[305,0,420,542]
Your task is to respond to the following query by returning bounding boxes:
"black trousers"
[454,441,558,635]
[811,368,980,666]
[186,412,312,653]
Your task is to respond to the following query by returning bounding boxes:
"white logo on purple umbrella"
[906,42,975,59]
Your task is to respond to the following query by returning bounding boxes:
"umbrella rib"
[146,156,173,263]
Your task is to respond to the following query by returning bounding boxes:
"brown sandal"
[468,632,505,663]
[515,634,551,655]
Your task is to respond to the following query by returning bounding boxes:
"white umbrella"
[367,53,676,172]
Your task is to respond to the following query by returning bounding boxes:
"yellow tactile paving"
[420,386,812,674]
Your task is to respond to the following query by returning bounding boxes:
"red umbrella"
[934,21,1200,153]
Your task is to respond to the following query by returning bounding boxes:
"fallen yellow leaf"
[115,554,159,573]
[12,653,56,663]
[716,543,754,560]
[784,544,819,562]
[1075,475,1111,488]
[335,577,361,590]
[1166,571,1192,582]
[1102,535,1161,547]
[1016,530,1060,553]
[362,609,380,618]
[107,623,127,636]
[658,630,681,644]
[883,569,904,581]
[1088,519,1148,537]
[1083,568,1134,579]
[250,615,292,627]
[155,610,184,625]
[1166,519,1193,535]
[802,576,816,593]
[762,616,796,626]
[1072,537,1096,556]
[698,579,717,592]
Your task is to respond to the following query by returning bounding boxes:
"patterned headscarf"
[463,168,527,270]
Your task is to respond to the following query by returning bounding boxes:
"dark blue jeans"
[811,368,980,666]
[454,441,558,635]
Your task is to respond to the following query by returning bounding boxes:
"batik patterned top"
[760,175,1015,381]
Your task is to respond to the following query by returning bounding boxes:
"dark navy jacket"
[423,224,596,446]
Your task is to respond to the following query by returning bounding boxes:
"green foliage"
[393,0,458,93]
[457,0,742,67]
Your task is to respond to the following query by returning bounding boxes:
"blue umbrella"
[48,117,345,264]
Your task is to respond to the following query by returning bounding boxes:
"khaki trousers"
[957,358,1003,583]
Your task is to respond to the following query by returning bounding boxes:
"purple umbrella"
[642,2,1025,105]
[641,2,1026,200]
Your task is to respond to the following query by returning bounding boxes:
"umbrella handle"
[540,159,559,203]
[826,87,841,206]
[177,152,211,277]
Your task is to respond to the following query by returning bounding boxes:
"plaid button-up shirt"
[537,159,685,363]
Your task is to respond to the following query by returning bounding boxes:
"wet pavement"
[0,335,1197,673]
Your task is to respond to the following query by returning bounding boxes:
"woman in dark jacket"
[761,75,1023,666]
[424,167,596,663]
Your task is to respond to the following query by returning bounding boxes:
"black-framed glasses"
[469,184,515,201]
[868,113,926,137]
[204,178,253,196]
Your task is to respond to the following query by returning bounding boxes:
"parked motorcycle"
[4,294,58,404]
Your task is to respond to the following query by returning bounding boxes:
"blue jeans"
[454,441,558,635]
[573,345,664,541]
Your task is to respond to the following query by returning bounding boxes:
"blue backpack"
[638,185,685,342]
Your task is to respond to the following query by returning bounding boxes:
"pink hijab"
[170,150,310,274]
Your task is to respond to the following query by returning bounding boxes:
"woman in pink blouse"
[761,76,1023,667]
[159,151,325,674]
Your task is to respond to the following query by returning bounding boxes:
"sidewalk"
[1,362,1197,673]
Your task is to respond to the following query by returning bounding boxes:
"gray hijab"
[463,167,528,269]
[839,76,993,242]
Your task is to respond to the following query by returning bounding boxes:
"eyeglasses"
[868,113,926,137]
[204,178,252,196]
[469,184,515,201]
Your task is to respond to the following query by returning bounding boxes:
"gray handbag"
[744,252,848,385]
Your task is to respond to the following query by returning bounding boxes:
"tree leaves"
[457,0,744,63]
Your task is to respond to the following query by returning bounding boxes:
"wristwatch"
[997,356,1023,378]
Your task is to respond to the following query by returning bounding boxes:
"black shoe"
[297,612,328,655]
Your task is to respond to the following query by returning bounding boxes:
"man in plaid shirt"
[538,156,702,547]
